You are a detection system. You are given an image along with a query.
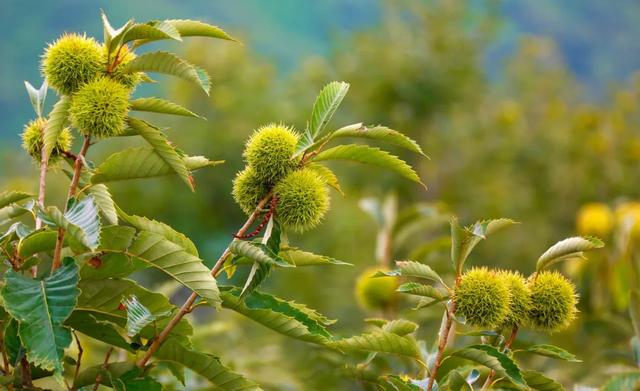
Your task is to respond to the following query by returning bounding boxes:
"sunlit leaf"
[314,144,425,187]
[229,240,294,268]
[328,331,421,360]
[130,97,201,118]
[331,124,426,156]
[518,344,581,362]
[451,345,524,386]
[165,19,237,41]
[522,370,565,390]
[309,81,350,140]
[37,195,101,250]
[536,236,604,272]
[43,96,70,160]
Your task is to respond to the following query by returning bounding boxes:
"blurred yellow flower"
[615,202,640,238]
[576,203,613,237]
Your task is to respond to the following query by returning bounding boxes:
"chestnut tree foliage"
[0,11,606,391]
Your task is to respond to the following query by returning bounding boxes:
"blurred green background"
[2,0,640,388]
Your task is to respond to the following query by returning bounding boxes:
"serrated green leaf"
[165,19,237,41]
[72,278,192,346]
[397,282,449,300]
[395,260,445,285]
[331,124,426,156]
[519,344,581,362]
[536,236,604,272]
[328,331,421,360]
[314,144,425,187]
[381,319,418,336]
[279,247,351,266]
[66,312,132,352]
[117,207,198,256]
[37,196,101,250]
[130,97,201,118]
[127,231,221,308]
[156,338,262,390]
[1,258,79,374]
[120,51,210,94]
[128,117,193,190]
[113,367,162,391]
[451,344,525,386]
[522,370,565,390]
[229,240,294,268]
[88,183,118,225]
[220,286,332,344]
[92,146,221,184]
[309,81,350,140]
[43,96,70,160]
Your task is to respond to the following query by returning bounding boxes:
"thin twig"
[32,148,49,277]
[92,347,114,391]
[71,331,83,390]
[426,301,455,391]
[20,357,32,388]
[52,136,91,272]
[136,191,274,368]
[0,328,13,391]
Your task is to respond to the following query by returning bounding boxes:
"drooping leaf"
[331,124,426,156]
[229,240,294,268]
[313,144,425,188]
[130,97,201,118]
[127,117,193,190]
[519,344,581,362]
[1,258,79,374]
[117,207,197,255]
[66,312,132,352]
[72,278,192,345]
[307,163,344,195]
[155,338,262,390]
[24,80,47,118]
[451,345,525,386]
[37,195,101,250]
[120,51,210,94]
[522,370,565,391]
[165,19,237,41]
[328,331,421,360]
[308,81,350,140]
[43,96,70,160]
[127,231,221,308]
[92,146,220,184]
[220,286,332,344]
[397,282,449,300]
[88,183,118,225]
[279,247,351,266]
[536,236,604,272]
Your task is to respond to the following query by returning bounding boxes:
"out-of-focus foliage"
[2,0,639,388]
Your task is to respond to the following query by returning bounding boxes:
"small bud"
[87,256,102,268]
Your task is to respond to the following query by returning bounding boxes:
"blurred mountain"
[1,0,639,141]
